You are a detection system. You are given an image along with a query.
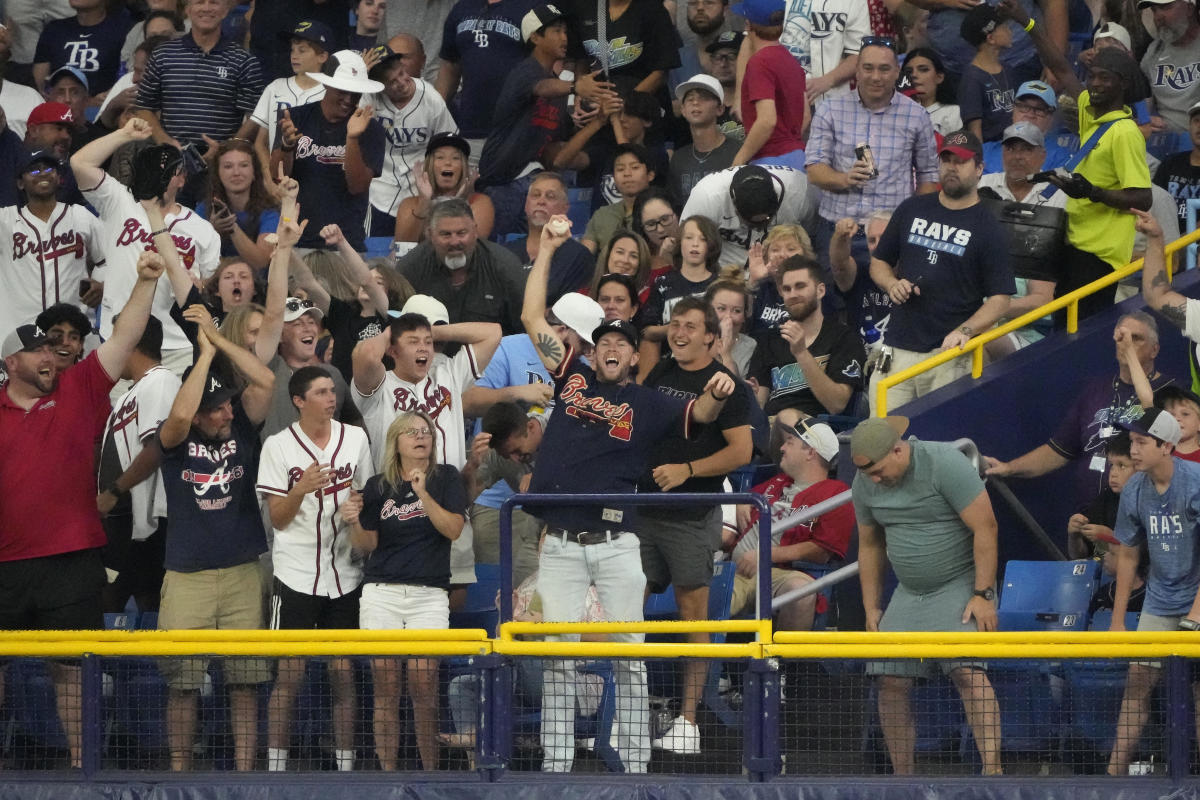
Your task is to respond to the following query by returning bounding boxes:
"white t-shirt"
[84,173,220,351]
[352,346,482,471]
[365,80,458,217]
[681,164,816,266]
[780,0,868,99]
[257,420,375,598]
[926,102,963,137]
[105,365,181,541]
[977,172,1066,207]
[0,203,105,339]
[0,79,47,139]
[250,77,325,151]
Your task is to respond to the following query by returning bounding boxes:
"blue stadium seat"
[997,559,1099,631]
[363,237,394,259]
[566,188,593,235]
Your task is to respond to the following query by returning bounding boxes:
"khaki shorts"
[159,562,271,690]
[730,568,812,617]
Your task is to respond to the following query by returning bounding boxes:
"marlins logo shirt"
[159,404,267,572]
[257,421,374,598]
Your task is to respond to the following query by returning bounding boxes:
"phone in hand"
[79,279,90,299]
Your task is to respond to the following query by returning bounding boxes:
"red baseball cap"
[27,102,74,128]
[938,129,983,162]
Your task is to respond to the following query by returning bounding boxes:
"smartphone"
[79,279,90,298]
[855,143,879,178]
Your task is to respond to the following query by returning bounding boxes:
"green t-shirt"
[583,201,631,255]
[852,438,985,593]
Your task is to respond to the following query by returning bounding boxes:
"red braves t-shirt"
[0,352,115,562]
[740,44,808,158]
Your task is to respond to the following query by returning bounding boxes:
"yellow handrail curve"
[874,226,1200,416]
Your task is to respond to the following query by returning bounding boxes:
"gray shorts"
[639,506,722,594]
[865,576,988,679]
[1132,612,1181,668]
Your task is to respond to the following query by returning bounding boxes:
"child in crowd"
[1067,431,1134,561]
[1155,386,1200,463]
[582,143,657,255]
[732,0,806,169]
[249,21,331,183]
[957,3,1015,143]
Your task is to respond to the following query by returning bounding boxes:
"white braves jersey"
[104,365,181,541]
[353,346,482,471]
[0,203,104,337]
[365,80,458,217]
[681,165,816,266]
[257,420,374,598]
[0,79,46,140]
[85,174,220,351]
[251,77,326,150]
[780,0,868,97]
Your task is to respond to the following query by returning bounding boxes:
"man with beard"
[502,172,595,303]
[670,0,736,94]
[23,102,87,205]
[274,50,386,252]
[364,40,457,237]
[1138,0,1200,134]
[867,130,1014,414]
[397,198,528,334]
[0,249,164,770]
[521,214,735,773]
[748,255,865,416]
[0,150,105,339]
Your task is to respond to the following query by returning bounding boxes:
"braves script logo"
[558,373,634,442]
[12,230,84,261]
[286,463,355,493]
[114,220,197,270]
[380,497,424,522]
[294,135,345,165]
[392,383,452,418]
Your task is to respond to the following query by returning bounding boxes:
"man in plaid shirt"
[805,38,939,279]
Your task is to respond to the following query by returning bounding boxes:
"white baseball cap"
[787,418,840,463]
[401,294,450,325]
[283,297,324,323]
[309,50,384,94]
[675,73,724,105]
[1093,21,1132,51]
[550,292,604,344]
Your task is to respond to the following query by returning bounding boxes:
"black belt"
[547,527,625,546]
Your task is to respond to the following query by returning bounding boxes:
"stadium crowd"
[2,0,1200,777]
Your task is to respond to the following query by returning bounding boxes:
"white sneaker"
[651,715,701,755]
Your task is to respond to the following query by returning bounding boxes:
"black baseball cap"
[960,3,1002,47]
[591,318,639,347]
[729,165,783,224]
[279,20,334,50]
[706,30,745,53]
[2,324,51,359]
[425,131,471,159]
[183,368,240,412]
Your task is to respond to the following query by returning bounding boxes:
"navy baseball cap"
[426,131,471,159]
[1118,407,1181,445]
[279,20,334,50]
[591,318,639,347]
[731,0,785,26]
[182,368,240,412]
[2,324,51,359]
[706,30,745,53]
[21,149,62,173]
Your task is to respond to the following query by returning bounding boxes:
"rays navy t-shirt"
[872,192,1015,353]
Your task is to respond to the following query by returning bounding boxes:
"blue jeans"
[537,531,649,773]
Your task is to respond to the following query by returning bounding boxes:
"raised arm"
[96,250,165,380]
[996,0,1082,99]
[1136,208,1189,330]
[141,199,194,307]
[159,328,216,449]
[71,116,154,190]
[1115,323,1154,408]
[432,321,502,373]
[255,215,307,361]
[342,106,378,195]
[352,328,390,396]
[521,214,572,371]
[321,223,390,314]
[182,304,276,424]
[829,218,860,293]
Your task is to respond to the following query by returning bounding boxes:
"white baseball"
[547,218,570,236]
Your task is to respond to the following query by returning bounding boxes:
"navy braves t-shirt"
[439,0,539,139]
[284,100,386,252]
[34,11,133,95]
[528,349,691,531]
[872,193,1015,353]
[159,404,268,572]
[477,57,568,188]
[359,464,466,590]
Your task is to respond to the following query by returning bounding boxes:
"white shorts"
[359,583,450,630]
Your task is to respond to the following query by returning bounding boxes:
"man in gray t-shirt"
[1107,407,1200,775]
[1139,0,1200,134]
[850,415,1002,777]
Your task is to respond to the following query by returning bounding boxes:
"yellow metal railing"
[874,226,1200,416]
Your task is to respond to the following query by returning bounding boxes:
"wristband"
[1180,618,1200,631]
[149,228,168,237]
[1023,18,1035,32]
[686,462,694,477]
[709,388,729,401]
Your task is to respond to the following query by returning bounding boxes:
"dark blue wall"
[896,271,1200,566]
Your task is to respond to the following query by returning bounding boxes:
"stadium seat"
[997,559,1099,632]
[363,237,394,259]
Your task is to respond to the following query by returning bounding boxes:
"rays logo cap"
[521,4,566,42]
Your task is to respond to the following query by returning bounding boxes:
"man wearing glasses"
[851,415,1003,777]
[981,81,1072,174]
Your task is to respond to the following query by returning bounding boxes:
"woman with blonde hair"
[705,272,757,378]
[393,133,495,243]
[747,223,816,331]
[345,410,466,771]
